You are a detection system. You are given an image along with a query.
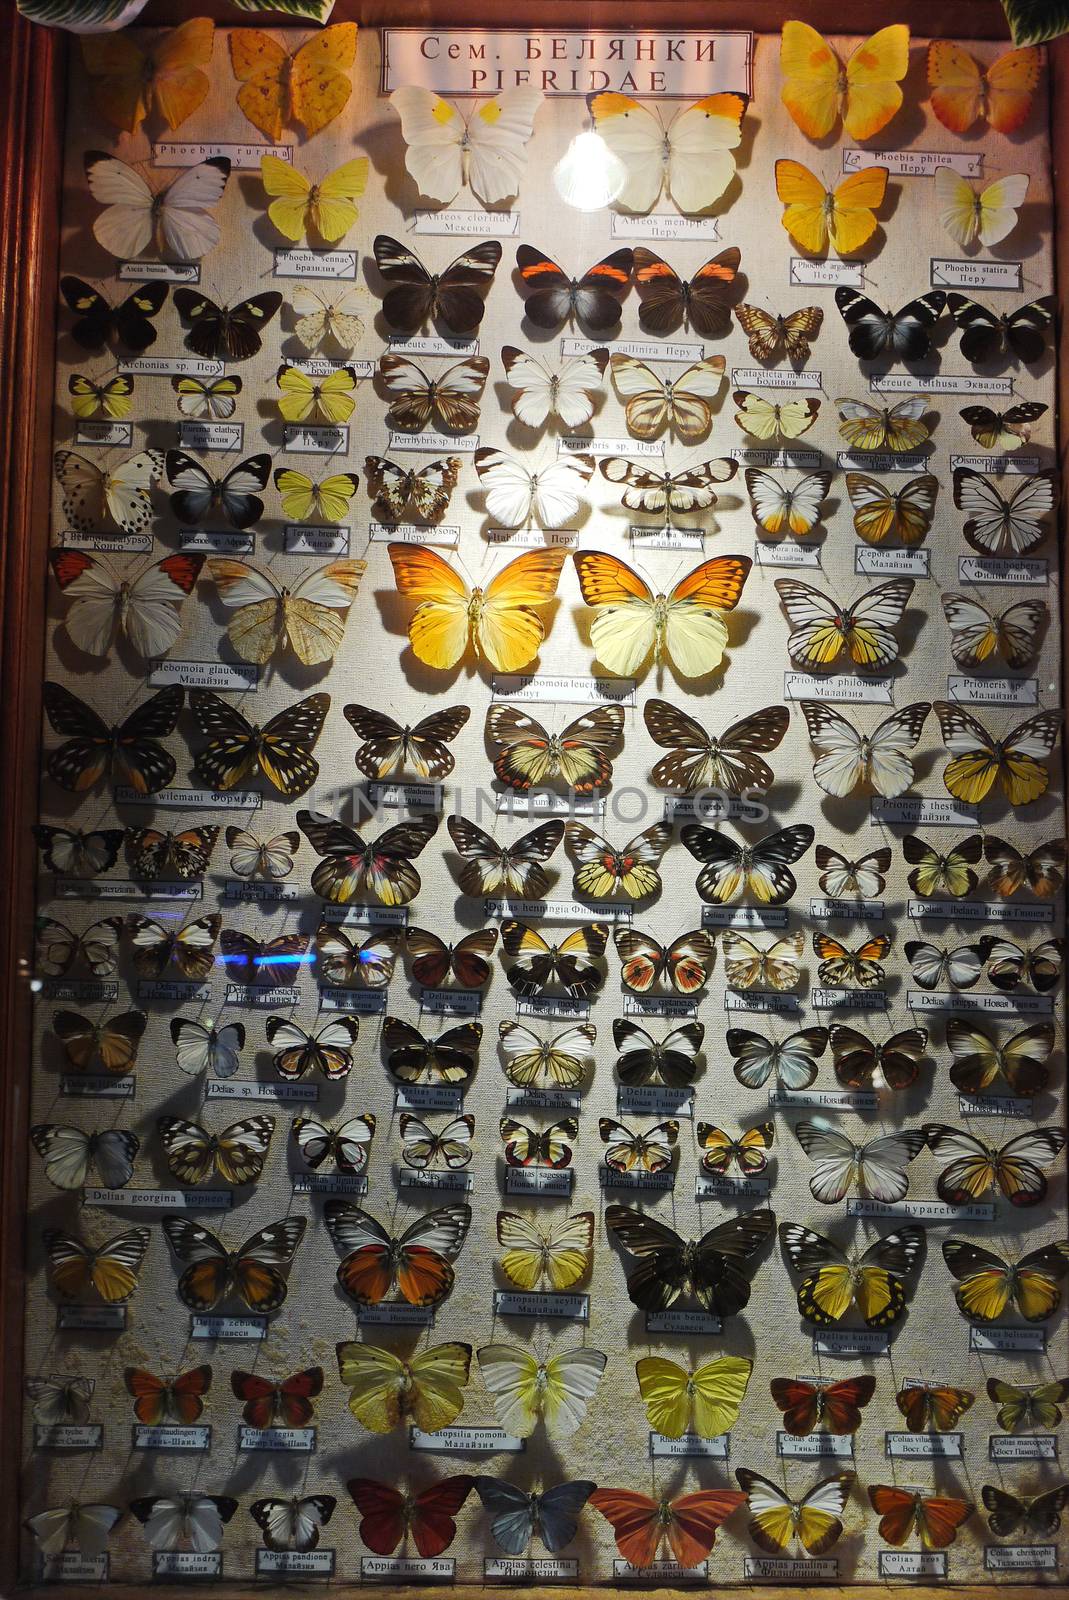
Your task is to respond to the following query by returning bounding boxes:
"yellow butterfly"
[230,24,357,142]
[636,1355,753,1439]
[336,1341,471,1434]
[734,391,819,441]
[936,167,1028,248]
[276,364,359,425]
[836,396,931,453]
[260,155,369,244]
[571,550,752,679]
[934,702,1062,807]
[496,1210,595,1291]
[388,544,565,673]
[81,18,214,133]
[274,468,360,525]
[780,22,909,141]
[68,374,134,422]
[478,1345,607,1437]
[775,161,888,256]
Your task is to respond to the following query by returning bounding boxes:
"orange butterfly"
[868,1485,974,1548]
[125,1365,212,1425]
[928,42,1040,135]
[590,1487,746,1568]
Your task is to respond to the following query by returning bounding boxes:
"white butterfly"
[904,939,984,991]
[474,447,595,528]
[170,1017,245,1079]
[800,701,931,799]
[225,827,299,880]
[53,448,163,535]
[49,551,201,658]
[31,1124,139,1190]
[722,929,804,992]
[26,1503,121,1560]
[390,87,543,205]
[130,1494,236,1553]
[727,1026,829,1091]
[290,284,365,350]
[941,593,1048,671]
[84,152,230,260]
[935,166,1029,248]
[25,1374,95,1426]
[793,1119,928,1204]
[250,1495,336,1554]
[477,1344,607,1437]
[745,469,832,537]
[953,467,1056,558]
[292,1114,376,1173]
[399,1113,476,1170]
[171,375,242,420]
[814,846,890,899]
[588,92,747,213]
[502,345,608,429]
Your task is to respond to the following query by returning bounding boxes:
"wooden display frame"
[0,1,1064,1595]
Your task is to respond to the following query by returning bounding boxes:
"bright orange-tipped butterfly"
[323,1202,471,1308]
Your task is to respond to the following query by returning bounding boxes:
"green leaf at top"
[1001,0,1069,44]
[16,0,148,27]
[229,0,336,18]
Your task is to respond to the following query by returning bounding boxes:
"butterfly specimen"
[800,700,931,799]
[870,1485,976,1550]
[928,40,1040,133]
[478,1346,606,1438]
[836,395,931,453]
[903,832,982,898]
[635,1353,752,1440]
[615,926,717,995]
[260,154,368,243]
[84,151,229,261]
[295,811,438,906]
[944,1237,1069,1323]
[43,1226,150,1303]
[43,682,181,796]
[391,85,543,203]
[727,1026,828,1092]
[934,701,1062,807]
[775,577,914,671]
[986,1376,1069,1432]
[564,820,673,901]
[644,701,789,795]
[953,467,1056,558]
[926,1124,1066,1208]
[173,287,283,360]
[734,391,820,441]
[605,1204,774,1316]
[961,400,1047,453]
[399,1114,475,1171]
[896,1383,975,1433]
[609,354,727,440]
[983,1485,1068,1541]
[388,544,565,673]
[171,1017,245,1079]
[772,1376,876,1437]
[405,929,496,993]
[346,1477,475,1558]
[591,1486,747,1567]
[474,447,594,528]
[54,447,162,535]
[485,704,624,794]
[845,472,937,547]
[985,835,1065,899]
[614,1018,704,1088]
[475,1479,595,1555]
[219,928,308,986]
[602,455,737,523]
[365,457,461,525]
[231,1367,323,1429]
[836,288,946,364]
[983,935,1064,993]
[502,920,608,999]
[291,283,364,351]
[904,941,984,992]
[793,1120,926,1203]
[81,17,213,131]
[745,470,831,538]
[588,90,748,212]
[946,292,1055,364]
[189,689,330,798]
[33,825,124,879]
[736,1471,853,1555]
[947,1018,1056,1097]
[339,1343,471,1432]
[158,1115,274,1186]
[735,303,823,365]
[379,353,489,433]
[230,22,357,139]
[324,1201,471,1308]
[126,825,219,881]
[61,276,168,351]
[599,1118,679,1175]
[682,822,814,905]
[129,1495,238,1553]
[936,166,1028,248]
[501,1117,578,1169]
[275,470,359,527]
[632,245,740,337]
[31,1124,138,1191]
[126,911,220,981]
[697,1121,775,1177]
[25,1374,95,1426]
[386,1018,483,1085]
[447,816,565,899]
[574,551,751,678]
[780,21,909,139]
[68,372,134,420]
[501,346,607,430]
[36,916,122,979]
[496,1211,595,1291]
[722,930,805,992]
[225,828,298,881]
[125,1365,212,1426]
[780,1222,926,1327]
[266,1016,360,1083]
[373,235,501,334]
[165,450,270,530]
[515,244,633,331]
[499,1022,596,1091]
[26,1504,122,1560]
[942,593,1048,671]
[171,374,242,419]
[276,363,359,425]
[829,1027,928,1092]
[815,845,890,898]
[250,1497,336,1554]
[775,160,888,255]
[207,557,365,667]
[162,1216,306,1312]
[292,1114,377,1174]
[314,924,400,990]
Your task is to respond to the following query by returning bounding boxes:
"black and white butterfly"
[681,823,814,906]
[834,288,946,362]
[372,235,501,334]
[946,293,1055,364]
[172,288,283,360]
[165,451,271,530]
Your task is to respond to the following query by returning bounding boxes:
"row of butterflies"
[28,1109,1069,1208]
[37,1204,1069,1330]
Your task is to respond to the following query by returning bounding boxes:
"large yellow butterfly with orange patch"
[388,545,565,673]
[780,23,909,141]
[572,551,751,679]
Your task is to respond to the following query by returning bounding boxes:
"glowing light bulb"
[553,130,626,210]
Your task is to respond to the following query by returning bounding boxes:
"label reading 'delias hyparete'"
[848,1198,994,1223]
